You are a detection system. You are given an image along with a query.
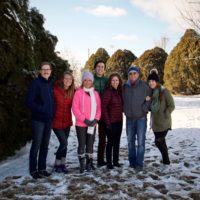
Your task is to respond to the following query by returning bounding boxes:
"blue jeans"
[126,117,147,168]
[53,128,70,160]
[29,120,51,174]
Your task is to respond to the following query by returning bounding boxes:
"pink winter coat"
[72,87,101,127]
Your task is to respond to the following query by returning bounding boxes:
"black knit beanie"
[147,72,159,82]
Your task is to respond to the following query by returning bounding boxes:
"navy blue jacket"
[26,75,55,122]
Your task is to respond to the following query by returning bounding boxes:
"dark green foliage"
[164,29,200,94]
[84,48,110,71]
[133,47,168,84]
[0,0,70,160]
[106,49,137,80]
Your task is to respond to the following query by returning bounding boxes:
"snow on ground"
[0,95,200,200]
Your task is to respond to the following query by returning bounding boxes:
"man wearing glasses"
[26,62,54,179]
[123,66,151,171]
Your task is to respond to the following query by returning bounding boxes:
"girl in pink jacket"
[72,71,101,173]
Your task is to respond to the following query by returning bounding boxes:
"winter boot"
[54,165,62,173]
[60,157,68,174]
[86,155,92,172]
[60,164,68,174]
[79,157,85,173]
[107,163,114,169]
[54,159,62,173]
[90,158,96,170]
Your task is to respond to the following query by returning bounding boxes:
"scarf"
[83,87,96,120]
[151,88,160,113]
[151,85,165,113]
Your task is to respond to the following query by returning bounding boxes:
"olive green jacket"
[151,88,175,132]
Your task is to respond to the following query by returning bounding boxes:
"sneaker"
[113,163,121,167]
[38,170,51,177]
[31,172,42,179]
[97,160,107,167]
[135,166,143,172]
[54,165,62,173]
[60,164,68,174]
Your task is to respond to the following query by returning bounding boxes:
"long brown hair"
[155,83,164,101]
[59,71,75,99]
[106,73,123,92]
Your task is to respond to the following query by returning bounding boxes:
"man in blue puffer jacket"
[26,62,54,179]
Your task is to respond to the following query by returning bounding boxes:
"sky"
[29,0,195,66]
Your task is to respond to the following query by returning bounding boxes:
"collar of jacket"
[38,74,52,83]
[126,78,140,87]
[94,74,105,80]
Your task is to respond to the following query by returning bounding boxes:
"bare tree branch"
[176,0,200,32]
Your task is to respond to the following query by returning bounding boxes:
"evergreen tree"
[106,49,137,80]
[0,0,70,160]
[164,29,200,94]
[84,48,110,71]
[133,47,168,83]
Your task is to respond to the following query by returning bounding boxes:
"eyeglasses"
[41,69,51,71]
[64,78,72,81]
[129,72,137,75]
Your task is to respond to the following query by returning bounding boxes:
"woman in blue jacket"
[26,62,54,179]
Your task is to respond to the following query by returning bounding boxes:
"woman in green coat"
[147,70,175,168]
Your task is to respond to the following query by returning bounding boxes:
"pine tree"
[164,29,200,94]
[84,48,110,71]
[106,49,137,80]
[133,47,168,83]
[0,0,70,160]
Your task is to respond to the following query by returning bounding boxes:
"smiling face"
[40,64,52,80]
[83,78,93,88]
[148,80,157,89]
[111,76,119,89]
[63,74,73,89]
[95,62,105,77]
[129,71,139,83]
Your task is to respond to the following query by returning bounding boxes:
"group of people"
[26,61,175,179]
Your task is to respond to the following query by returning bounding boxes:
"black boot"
[86,156,96,171]
[79,157,85,173]
[86,156,92,172]
[90,158,96,170]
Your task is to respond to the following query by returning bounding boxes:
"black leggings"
[154,130,170,165]
[53,128,70,160]
[106,122,122,165]
[76,126,96,158]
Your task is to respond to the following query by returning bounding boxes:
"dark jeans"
[53,127,70,160]
[154,130,170,165]
[76,126,96,158]
[106,122,122,165]
[29,120,51,174]
[97,119,106,162]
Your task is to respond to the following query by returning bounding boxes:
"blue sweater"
[26,75,55,122]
